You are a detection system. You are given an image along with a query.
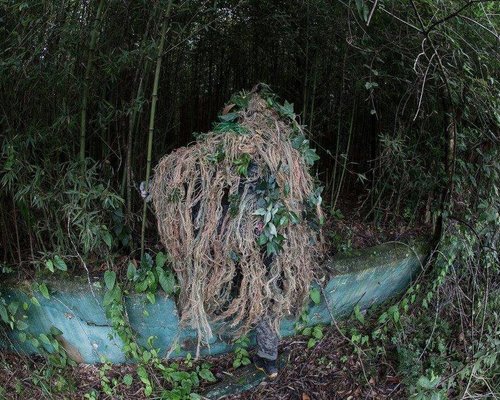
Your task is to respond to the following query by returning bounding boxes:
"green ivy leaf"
[39,283,50,299]
[291,135,307,150]
[102,231,113,249]
[302,147,320,166]
[199,368,216,382]
[268,222,277,236]
[257,233,268,245]
[266,241,277,257]
[0,304,8,323]
[253,208,267,216]
[127,262,137,280]
[146,292,155,304]
[30,297,40,307]
[137,365,150,385]
[354,305,365,324]
[45,259,54,273]
[123,374,133,386]
[312,326,324,339]
[53,255,67,271]
[156,252,168,269]
[8,302,18,315]
[39,333,51,345]
[142,350,151,363]
[388,305,400,323]
[104,270,116,291]
[310,288,321,305]
[158,268,176,295]
[281,100,295,119]
[355,0,369,22]
[16,320,28,331]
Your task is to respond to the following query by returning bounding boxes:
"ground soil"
[0,323,404,399]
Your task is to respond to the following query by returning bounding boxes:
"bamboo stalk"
[79,0,105,166]
[330,49,348,207]
[302,2,310,123]
[308,58,318,131]
[121,9,156,212]
[140,1,173,259]
[124,72,146,216]
[332,99,356,213]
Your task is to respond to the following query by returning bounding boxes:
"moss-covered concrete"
[0,240,428,364]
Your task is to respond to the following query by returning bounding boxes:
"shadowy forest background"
[0,0,499,398]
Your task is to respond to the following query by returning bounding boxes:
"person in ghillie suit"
[148,84,324,378]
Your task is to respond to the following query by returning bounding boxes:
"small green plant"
[98,358,116,396]
[291,134,320,166]
[101,268,213,399]
[233,335,251,368]
[303,325,324,348]
[126,252,177,304]
[329,208,344,220]
[294,289,324,348]
[410,371,445,400]
[83,390,99,400]
[43,255,68,273]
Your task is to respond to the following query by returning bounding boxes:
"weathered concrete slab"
[0,240,428,364]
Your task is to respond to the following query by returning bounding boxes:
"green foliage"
[100,265,215,398]
[291,135,320,166]
[127,252,177,298]
[206,144,226,163]
[411,371,446,400]
[233,153,251,177]
[294,293,325,348]
[309,287,321,305]
[1,156,125,263]
[253,174,301,256]
[232,336,251,369]
[212,121,249,135]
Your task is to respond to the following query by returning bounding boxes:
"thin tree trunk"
[332,99,356,212]
[330,49,347,207]
[124,72,147,218]
[140,1,173,259]
[79,0,105,166]
[302,2,310,123]
[308,58,318,131]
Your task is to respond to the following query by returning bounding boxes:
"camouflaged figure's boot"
[254,317,279,379]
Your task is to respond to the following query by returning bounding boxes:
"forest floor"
[0,322,404,399]
[0,195,429,399]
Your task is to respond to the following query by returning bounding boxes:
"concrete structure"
[0,241,427,364]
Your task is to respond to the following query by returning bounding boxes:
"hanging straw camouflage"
[150,88,324,351]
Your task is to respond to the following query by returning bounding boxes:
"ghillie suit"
[151,87,324,350]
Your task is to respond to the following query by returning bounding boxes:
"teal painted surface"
[0,241,427,364]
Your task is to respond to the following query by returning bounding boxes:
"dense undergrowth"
[1,0,499,398]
